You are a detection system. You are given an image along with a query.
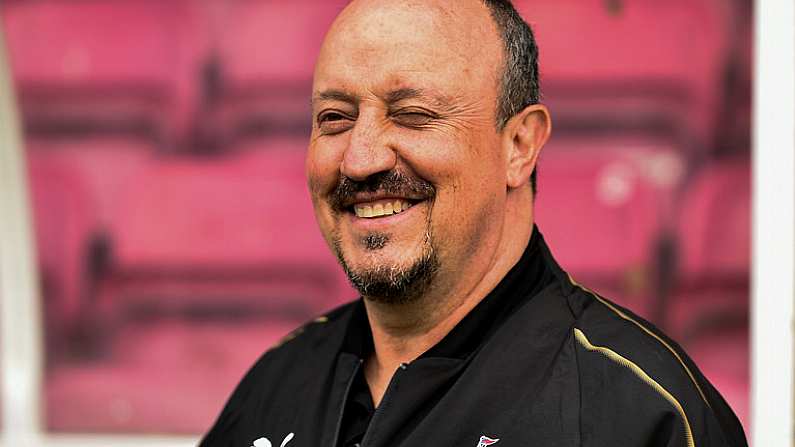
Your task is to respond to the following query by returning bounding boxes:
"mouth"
[351,198,418,218]
[330,171,435,222]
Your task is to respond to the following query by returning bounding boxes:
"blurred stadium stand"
[0,0,751,436]
[536,134,682,320]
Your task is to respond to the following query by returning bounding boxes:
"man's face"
[307,0,508,302]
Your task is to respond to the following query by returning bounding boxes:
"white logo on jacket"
[476,435,500,446]
[251,432,294,447]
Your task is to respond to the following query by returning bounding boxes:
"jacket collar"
[341,225,565,361]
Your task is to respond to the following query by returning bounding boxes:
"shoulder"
[227,300,354,398]
[270,301,355,352]
[200,301,357,445]
[251,299,357,371]
[566,280,747,447]
[569,282,704,399]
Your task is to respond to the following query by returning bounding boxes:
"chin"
[332,233,439,304]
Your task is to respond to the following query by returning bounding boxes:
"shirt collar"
[342,225,557,361]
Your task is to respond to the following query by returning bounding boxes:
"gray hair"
[482,0,541,193]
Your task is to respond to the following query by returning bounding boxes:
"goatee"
[333,231,440,304]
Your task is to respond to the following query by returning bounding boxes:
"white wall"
[752,0,795,445]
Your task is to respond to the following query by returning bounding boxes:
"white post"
[752,0,795,445]
[0,23,44,446]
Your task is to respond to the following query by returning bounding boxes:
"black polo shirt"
[337,228,556,446]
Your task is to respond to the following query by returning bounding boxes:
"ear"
[502,104,551,189]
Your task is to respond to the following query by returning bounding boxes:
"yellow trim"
[574,328,695,447]
[568,275,711,408]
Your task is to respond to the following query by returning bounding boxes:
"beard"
[327,170,439,304]
[332,229,440,304]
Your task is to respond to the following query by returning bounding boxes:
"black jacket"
[201,231,747,447]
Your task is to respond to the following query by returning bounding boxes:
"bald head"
[315,0,504,118]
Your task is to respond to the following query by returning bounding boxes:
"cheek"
[400,133,505,247]
[306,139,345,244]
[306,137,346,195]
[430,182,505,268]
[396,126,504,182]
[402,138,505,212]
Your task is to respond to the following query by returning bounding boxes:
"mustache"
[330,171,436,211]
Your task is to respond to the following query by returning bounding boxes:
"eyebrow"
[311,87,456,110]
[385,87,455,109]
[312,89,359,105]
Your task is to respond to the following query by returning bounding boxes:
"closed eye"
[392,110,436,128]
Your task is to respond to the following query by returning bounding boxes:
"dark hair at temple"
[482,0,541,193]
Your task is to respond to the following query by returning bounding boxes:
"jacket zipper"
[332,358,363,447]
[359,362,408,447]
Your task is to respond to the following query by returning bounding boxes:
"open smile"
[340,191,429,219]
[352,198,415,218]
[338,196,429,230]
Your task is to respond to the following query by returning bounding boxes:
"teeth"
[354,200,413,218]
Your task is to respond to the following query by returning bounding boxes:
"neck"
[362,187,534,405]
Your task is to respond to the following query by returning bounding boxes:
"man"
[202,0,747,446]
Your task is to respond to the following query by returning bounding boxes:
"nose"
[340,112,397,181]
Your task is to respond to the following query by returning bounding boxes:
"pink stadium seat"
[26,138,156,227]
[678,159,750,279]
[227,136,310,183]
[517,0,728,83]
[514,0,730,146]
[46,319,300,433]
[1,0,201,140]
[3,1,179,85]
[27,158,95,349]
[219,0,348,85]
[535,135,684,318]
[212,0,349,140]
[113,153,319,268]
[668,158,750,337]
[102,146,352,320]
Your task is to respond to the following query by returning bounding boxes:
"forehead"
[313,0,502,99]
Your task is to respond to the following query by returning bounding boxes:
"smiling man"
[201,1,747,446]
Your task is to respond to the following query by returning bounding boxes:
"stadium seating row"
[3,0,737,149]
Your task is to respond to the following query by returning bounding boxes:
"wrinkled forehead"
[313,0,502,99]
